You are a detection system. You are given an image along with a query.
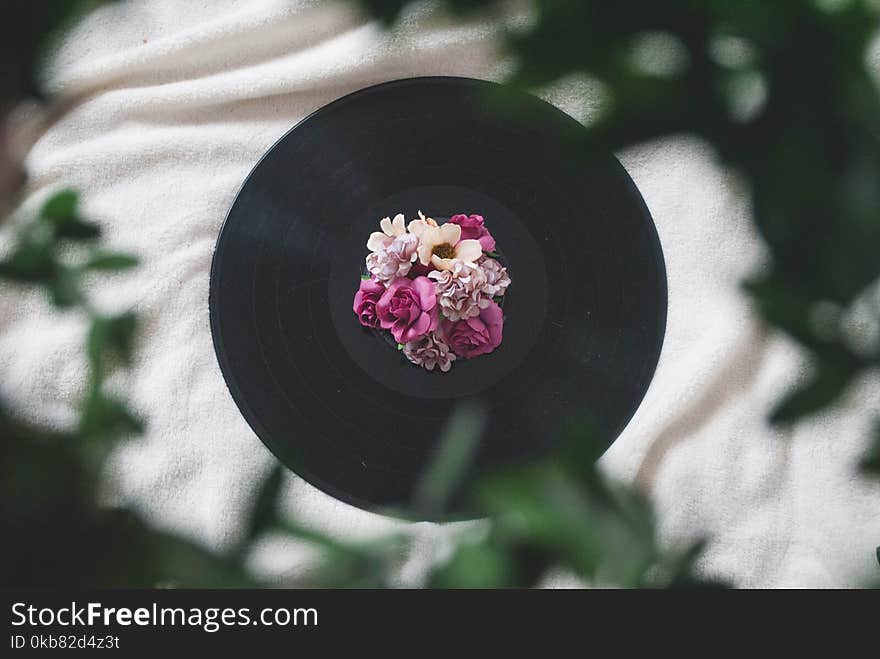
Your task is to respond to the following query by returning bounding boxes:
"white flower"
[408,211,482,271]
[366,213,406,253]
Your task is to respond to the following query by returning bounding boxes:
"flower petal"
[379,217,394,236]
[430,255,457,271]
[408,219,426,238]
[480,300,503,325]
[439,222,461,245]
[418,211,438,227]
[412,277,437,311]
[418,243,434,266]
[391,213,406,235]
[392,319,409,342]
[482,301,504,347]
[412,276,437,311]
[422,225,442,245]
[466,316,487,333]
[367,232,391,252]
[454,239,483,263]
[401,313,432,342]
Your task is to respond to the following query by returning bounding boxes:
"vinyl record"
[209,77,666,517]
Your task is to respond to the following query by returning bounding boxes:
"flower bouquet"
[353,212,511,372]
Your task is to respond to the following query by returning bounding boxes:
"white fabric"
[3,0,878,587]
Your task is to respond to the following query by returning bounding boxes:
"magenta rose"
[441,301,503,359]
[377,276,439,343]
[449,213,496,252]
[353,278,385,328]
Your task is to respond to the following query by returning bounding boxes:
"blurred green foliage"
[266,410,720,588]
[1,0,878,588]
[0,190,253,587]
[864,422,880,474]
[0,0,111,106]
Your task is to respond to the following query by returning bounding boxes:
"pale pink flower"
[403,331,457,372]
[366,232,418,282]
[429,260,490,322]
[477,256,511,298]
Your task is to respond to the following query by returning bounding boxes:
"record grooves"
[209,76,667,518]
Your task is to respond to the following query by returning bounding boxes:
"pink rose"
[377,276,439,343]
[449,213,496,252]
[353,278,385,327]
[441,301,503,359]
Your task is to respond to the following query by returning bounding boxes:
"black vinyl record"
[209,77,666,517]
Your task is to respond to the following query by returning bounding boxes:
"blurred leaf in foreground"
[412,400,487,518]
[243,464,284,549]
[429,421,724,588]
[1,183,254,587]
[85,252,139,271]
[862,422,880,475]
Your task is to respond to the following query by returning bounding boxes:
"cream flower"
[409,213,482,271]
[366,213,406,252]
[406,210,438,239]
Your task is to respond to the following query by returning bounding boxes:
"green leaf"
[47,269,81,308]
[412,401,487,517]
[770,360,857,425]
[88,312,138,371]
[429,540,514,588]
[137,525,256,588]
[397,343,404,350]
[84,252,138,272]
[657,538,730,589]
[40,190,100,240]
[40,189,78,221]
[1,1,114,103]
[275,519,406,588]
[358,0,496,25]
[54,217,100,241]
[79,389,143,441]
[484,251,501,259]
[245,465,284,545]
[861,422,880,475]
[356,0,410,23]
[0,241,56,283]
